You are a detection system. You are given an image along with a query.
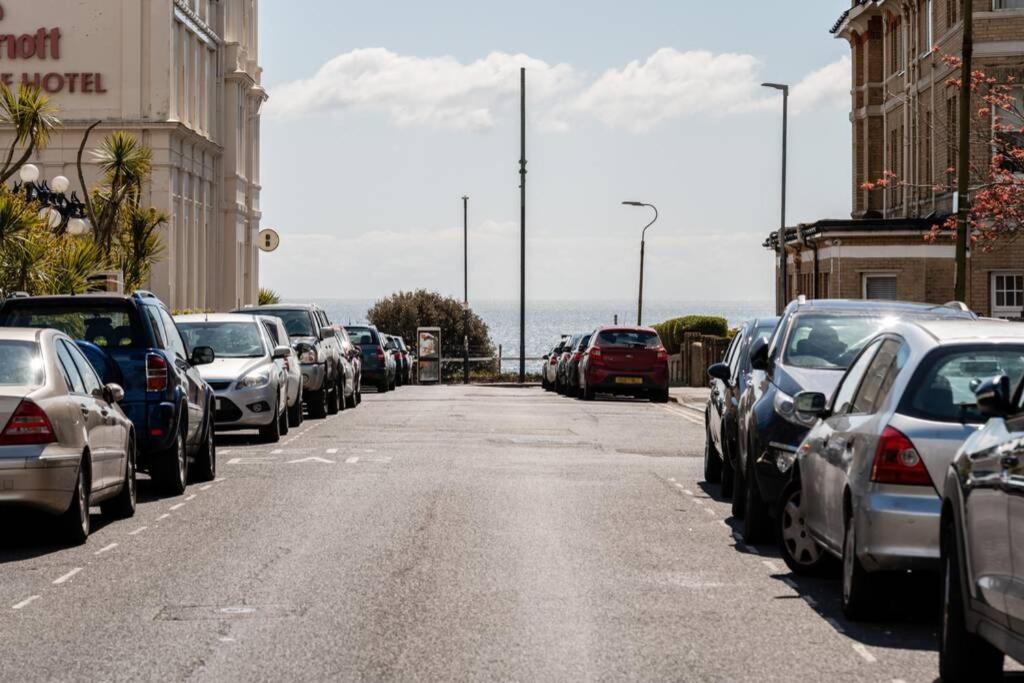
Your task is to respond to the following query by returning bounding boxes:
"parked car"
[236,304,345,418]
[577,326,670,402]
[394,336,412,385]
[0,292,217,495]
[555,333,583,395]
[0,328,136,543]
[257,315,304,427]
[542,337,569,391]
[334,325,362,406]
[734,298,977,545]
[177,314,291,443]
[782,319,1024,621]
[564,332,593,397]
[938,369,1024,680]
[346,325,396,392]
[385,335,407,387]
[704,317,779,498]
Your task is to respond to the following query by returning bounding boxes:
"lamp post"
[762,82,788,314]
[622,201,658,326]
[462,195,470,385]
[10,163,91,236]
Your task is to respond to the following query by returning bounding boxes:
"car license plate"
[614,377,643,385]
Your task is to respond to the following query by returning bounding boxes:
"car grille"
[208,381,232,391]
[215,397,243,422]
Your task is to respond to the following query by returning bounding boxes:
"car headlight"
[236,369,271,390]
[773,389,819,428]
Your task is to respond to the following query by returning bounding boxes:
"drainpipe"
[811,238,820,299]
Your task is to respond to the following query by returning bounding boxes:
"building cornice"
[173,0,222,47]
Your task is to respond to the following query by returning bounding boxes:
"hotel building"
[0,0,266,311]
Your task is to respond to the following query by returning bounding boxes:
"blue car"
[0,291,217,495]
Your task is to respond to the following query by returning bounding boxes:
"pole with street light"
[622,201,658,326]
[762,82,788,314]
[462,195,470,385]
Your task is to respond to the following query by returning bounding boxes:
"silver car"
[782,318,1024,620]
[257,315,303,428]
[0,328,136,544]
[175,314,291,443]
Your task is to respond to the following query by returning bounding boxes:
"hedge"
[652,315,729,354]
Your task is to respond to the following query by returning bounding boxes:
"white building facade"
[0,0,265,311]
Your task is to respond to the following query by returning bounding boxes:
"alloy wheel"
[781,489,820,566]
[843,519,855,605]
[76,468,88,536]
[176,433,187,489]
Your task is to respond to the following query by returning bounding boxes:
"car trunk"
[887,413,981,497]
[598,345,661,372]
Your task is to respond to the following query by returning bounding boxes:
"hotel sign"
[0,4,107,94]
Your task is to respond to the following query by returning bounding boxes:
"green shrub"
[651,315,729,353]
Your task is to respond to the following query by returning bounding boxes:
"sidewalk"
[669,387,709,415]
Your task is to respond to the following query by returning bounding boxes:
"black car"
[346,325,396,392]
[0,292,217,494]
[704,317,779,498]
[734,298,976,544]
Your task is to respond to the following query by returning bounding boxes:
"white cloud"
[266,48,577,131]
[789,55,851,114]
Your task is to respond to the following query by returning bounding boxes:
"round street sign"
[258,228,280,253]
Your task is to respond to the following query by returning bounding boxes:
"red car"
[577,326,669,402]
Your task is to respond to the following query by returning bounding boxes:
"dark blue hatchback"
[0,291,217,495]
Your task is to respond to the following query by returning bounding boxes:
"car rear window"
[0,341,43,386]
[901,346,1024,423]
[347,328,379,346]
[597,330,662,348]
[0,303,142,348]
[783,315,886,370]
[261,309,314,337]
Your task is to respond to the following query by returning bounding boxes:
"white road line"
[683,489,694,496]
[53,568,82,585]
[199,484,213,491]
[185,494,197,501]
[852,644,877,663]
[219,449,232,455]
[271,449,283,455]
[345,456,359,464]
[94,543,118,556]
[214,477,227,483]
[12,595,40,610]
[892,679,907,683]
[326,448,338,454]
[157,513,170,521]
[169,503,186,511]
[762,560,780,573]
[128,526,148,536]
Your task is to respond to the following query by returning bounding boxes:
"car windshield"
[906,347,1024,423]
[783,315,886,370]
[347,328,378,346]
[598,330,662,348]
[0,341,43,386]
[263,310,314,337]
[0,303,141,348]
[178,322,265,358]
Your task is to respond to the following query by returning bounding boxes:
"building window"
[889,17,904,74]
[946,0,959,26]
[863,274,899,300]
[992,273,1024,318]
[996,87,1024,174]
[995,0,1024,9]
[921,0,934,52]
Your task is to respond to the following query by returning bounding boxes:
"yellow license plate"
[614,377,643,385]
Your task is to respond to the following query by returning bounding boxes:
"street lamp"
[762,82,789,314]
[462,195,470,385]
[622,201,658,326]
[11,163,91,236]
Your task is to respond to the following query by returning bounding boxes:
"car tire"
[721,456,735,499]
[288,393,304,427]
[308,389,327,418]
[389,376,397,391]
[102,437,137,519]
[940,520,1003,680]
[841,512,879,621]
[60,458,90,545]
[377,379,388,393]
[190,414,216,483]
[327,382,340,415]
[778,479,829,576]
[583,379,595,401]
[731,462,746,518]
[279,401,290,434]
[703,424,722,484]
[154,427,188,496]
[259,400,282,443]
[651,387,670,403]
[742,455,771,544]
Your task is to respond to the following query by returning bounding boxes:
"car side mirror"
[976,375,1013,418]
[272,345,291,360]
[104,383,125,404]
[320,326,336,339]
[707,363,731,383]
[749,337,770,372]
[794,391,829,418]
[191,346,215,366]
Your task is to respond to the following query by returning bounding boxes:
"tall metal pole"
[462,195,469,385]
[519,67,527,383]
[955,0,973,303]
[780,86,788,310]
[638,239,645,326]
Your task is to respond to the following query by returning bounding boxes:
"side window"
[158,309,188,360]
[66,342,103,397]
[851,339,906,415]
[145,306,166,349]
[263,321,281,345]
[725,332,743,375]
[832,340,883,416]
[767,313,790,361]
[55,341,86,394]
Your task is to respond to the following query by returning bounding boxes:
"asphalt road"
[0,385,1001,681]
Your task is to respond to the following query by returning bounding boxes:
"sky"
[258,1,854,303]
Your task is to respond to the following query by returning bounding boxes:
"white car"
[257,315,303,428]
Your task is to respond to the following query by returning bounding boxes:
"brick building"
[770,0,1024,318]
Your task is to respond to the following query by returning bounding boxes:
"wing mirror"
[976,375,1014,418]
[707,363,731,383]
[794,391,829,418]
[749,336,770,372]
[191,346,215,366]
[272,345,291,360]
[320,326,336,339]
[103,383,125,404]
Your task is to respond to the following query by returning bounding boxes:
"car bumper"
[362,367,387,383]
[855,487,941,572]
[0,446,81,515]
[587,367,668,394]
[213,385,279,430]
[301,362,328,392]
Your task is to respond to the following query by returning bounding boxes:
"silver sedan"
[781,318,1024,620]
[0,328,136,544]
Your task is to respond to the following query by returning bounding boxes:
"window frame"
[991,271,1024,318]
[830,339,885,417]
[56,340,87,395]
[849,337,906,415]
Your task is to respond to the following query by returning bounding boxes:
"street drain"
[155,604,303,621]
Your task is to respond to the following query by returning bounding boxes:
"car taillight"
[0,400,56,445]
[377,349,385,362]
[871,426,932,486]
[549,356,558,366]
[589,347,604,365]
[656,347,669,362]
[146,353,168,392]
[573,352,582,361]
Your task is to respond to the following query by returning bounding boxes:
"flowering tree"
[861,56,1024,252]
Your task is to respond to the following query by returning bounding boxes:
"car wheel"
[731,462,746,518]
[190,414,216,483]
[651,387,670,403]
[308,389,327,418]
[279,400,290,434]
[940,520,1003,680]
[155,427,188,496]
[259,400,282,443]
[778,479,828,576]
[327,382,340,415]
[841,512,879,620]
[742,455,771,544]
[337,378,348,412]
[583,379,595,401]
[288,392,304,427]
[60,458,90,545]
[703,424,722,484]
[102,437,137,519]
[721,456,735,499]
[390,376,397,391]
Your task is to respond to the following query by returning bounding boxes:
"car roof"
[175,313,261,324]
[902,318,1024,343]
[788,298,976,318]
[596,325,658,333]
[0,327,47,342]
[238,304,318,311]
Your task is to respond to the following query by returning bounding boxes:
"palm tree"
[87,131,153,257]
[0,85,60,183]
[114,206,167,292]
[259,288,282,305]
[52,237,105,295]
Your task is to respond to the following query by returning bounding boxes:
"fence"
[667,332,731,387]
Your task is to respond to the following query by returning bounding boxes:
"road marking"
[345,457,359,464]
[668,477,676,482]
[186,494,197,501]
[226,457,274,465]
[219,449,232,455]
[157,513,170,521]
[12,595,40,610]
[220,637,236,643]
[683,489,694,496]
[128,526,148,536]
[53,568,82,585]
[694,498,704,505]
[287,456,335,464]
[199,484,213,491]
[271,449,283,455]
[852,644,877,663]
[762,560,780,572]
[704,508,716,516]
[169,503,186,511]
[326,448,338,454]
[214,478,227,483]
[94,543,118,555]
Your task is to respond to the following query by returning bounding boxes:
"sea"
[308,299,774,373]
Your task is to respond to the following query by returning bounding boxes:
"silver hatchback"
[780,319,1024,619]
